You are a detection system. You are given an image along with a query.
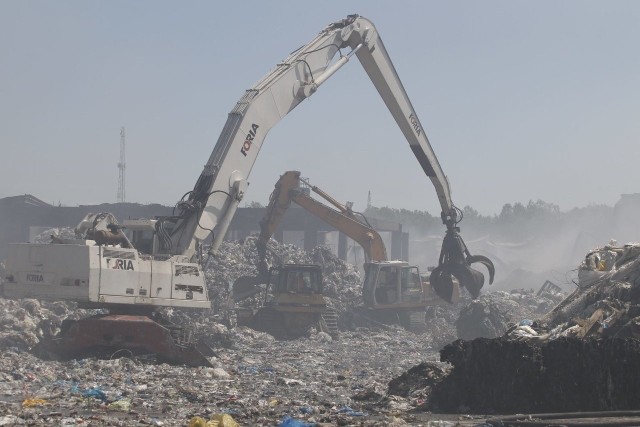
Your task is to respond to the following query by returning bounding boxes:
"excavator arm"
[158,14,493,300]
[257,171,388,272]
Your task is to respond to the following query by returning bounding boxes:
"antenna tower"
[117,127,126,203]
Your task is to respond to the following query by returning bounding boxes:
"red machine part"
[34,314,212,367]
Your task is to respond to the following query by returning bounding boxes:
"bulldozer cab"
[265,264,323,303]
[363,261,425,309]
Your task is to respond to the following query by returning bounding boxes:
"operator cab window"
[401,267,422,303]
[127,229,154,255]
[286,270,321,294]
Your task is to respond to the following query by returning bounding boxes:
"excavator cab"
[363,261,455,309]
[239,264,327,338]
[265,264,323,300]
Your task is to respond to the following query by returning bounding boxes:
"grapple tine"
[431,223,495,301]
[449,263,484,299]
[429,266,456,303]
[467,254,495,284]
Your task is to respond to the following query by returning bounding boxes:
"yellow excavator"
[235,262,328,339]
[236,171,467,331]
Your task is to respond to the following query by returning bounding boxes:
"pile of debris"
[0,307,449,425]
[0,298,97,353]
[32,227,77,244]
[204,237,363,320]
[489,241,640,342]
[387,241,640,414]
[455,286,565,340]
[427,336,640,413]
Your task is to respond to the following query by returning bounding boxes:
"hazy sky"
[1,1,638,215]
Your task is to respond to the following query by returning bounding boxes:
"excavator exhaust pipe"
[429,227,495,303]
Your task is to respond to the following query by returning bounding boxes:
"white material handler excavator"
[3,14,494,364]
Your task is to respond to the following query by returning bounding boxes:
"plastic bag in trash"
[82,387,107,402]
[337,406,367,416]
[518,319,533,326]
[279,415,315,427]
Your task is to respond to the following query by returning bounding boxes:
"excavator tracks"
[32,313,213,367]
[406,310,429,333]
[320,307,339,338]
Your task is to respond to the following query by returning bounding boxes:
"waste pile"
[0,298,97,353]
[455,287,565,340]
[0,314,452,425]
[32,227,77,244]
[387,241,640,414]
[427,336,640,414]
[204,237,363,318]
[0,233,470,425]
[14,227,627,421]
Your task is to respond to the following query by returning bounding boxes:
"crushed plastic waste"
[337,405,367,416]
[82,387,107,402]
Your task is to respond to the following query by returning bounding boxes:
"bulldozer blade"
[232,276,264,302]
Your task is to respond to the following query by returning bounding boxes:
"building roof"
[0,194,51,208]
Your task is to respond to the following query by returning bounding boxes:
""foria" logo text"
[26,274,44,282]
[409,113,421,136]
[106,258,135,271]
[240,123,260,157]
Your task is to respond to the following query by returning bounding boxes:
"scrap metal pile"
[387,241,640,414]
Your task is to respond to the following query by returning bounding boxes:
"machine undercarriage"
[34,310,213,367]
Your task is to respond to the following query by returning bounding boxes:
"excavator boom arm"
[161,14,455,259]
[258,171,387,264]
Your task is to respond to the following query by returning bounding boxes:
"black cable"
[207,189,231,198]
[293,59,315,82]
[292,43,344,83]
[303,43,342,56]
[196,190,232,233]
[172,190,194,216]
[353,210,374,229]
[453,205,464,225]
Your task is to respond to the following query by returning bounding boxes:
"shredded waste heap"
[388,241,640,414]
